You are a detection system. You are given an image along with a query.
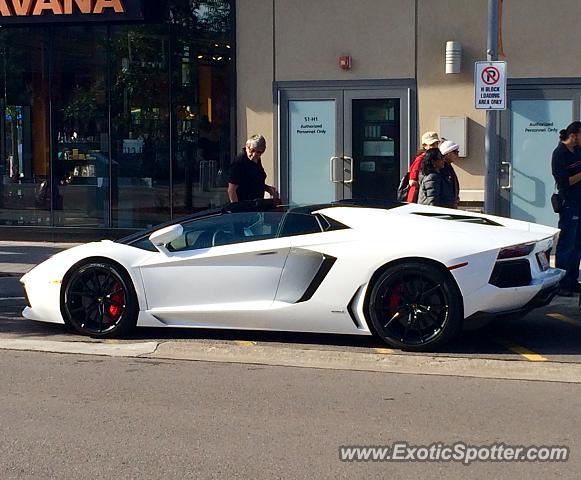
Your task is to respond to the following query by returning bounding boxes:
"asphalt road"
[1,349,579,480]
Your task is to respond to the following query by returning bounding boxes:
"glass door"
[279,89,343,205]
[280,87,409,204]
[500,89,579,227]
[344,91,406,201]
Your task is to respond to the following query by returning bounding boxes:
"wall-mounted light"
[445,41,462,74]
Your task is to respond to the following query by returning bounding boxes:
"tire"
[62,261,138,338]
[367,262,463,351]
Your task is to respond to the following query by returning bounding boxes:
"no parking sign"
[475,61,507,110]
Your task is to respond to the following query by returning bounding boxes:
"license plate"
[537,251,549,271]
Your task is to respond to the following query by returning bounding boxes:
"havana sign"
[0,0,144,23]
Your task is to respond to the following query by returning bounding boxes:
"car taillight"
[497,243,535,259]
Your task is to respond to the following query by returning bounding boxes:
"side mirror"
[149,224,183,253]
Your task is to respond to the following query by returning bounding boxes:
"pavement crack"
[136,341,162,357]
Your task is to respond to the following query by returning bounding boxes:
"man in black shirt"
[551,121,581,296]
[227,134,278,203]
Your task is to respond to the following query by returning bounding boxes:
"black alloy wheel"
[368,262,462,351]
[63,261,137,338]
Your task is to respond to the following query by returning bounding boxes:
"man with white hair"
[439,140,461,209]
[227,134,278,203]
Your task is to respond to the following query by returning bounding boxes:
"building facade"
[238,0,581,229]
[2,0,581,238]
[0,0,235,238]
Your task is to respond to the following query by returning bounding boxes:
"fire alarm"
[339,55,352,70]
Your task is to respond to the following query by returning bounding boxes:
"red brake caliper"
[107,282,125,320]
[388,282,402,317]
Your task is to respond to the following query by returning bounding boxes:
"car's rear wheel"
[63,261,138,338]
[368,262,462,351]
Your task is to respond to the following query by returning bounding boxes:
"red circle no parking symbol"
[481,66,500,85]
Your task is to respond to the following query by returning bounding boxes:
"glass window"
[0,0,235,232]
[289,100,337,204]
[0,29,51,226]
[52,26,109,227]
[110,24,171,229]
[278,212,322,237]
[170,0,233,216]
[351,98,400,200]
[168,211,285,252]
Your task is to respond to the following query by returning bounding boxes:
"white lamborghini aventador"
[21,199,564,351]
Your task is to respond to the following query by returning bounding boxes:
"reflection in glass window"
[110,25,171,229]
[0,0,235,232]
[0,29,51,226]
[171,0,233,217]
[52,27,109,227]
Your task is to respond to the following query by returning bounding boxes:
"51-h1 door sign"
[475,61,507,110]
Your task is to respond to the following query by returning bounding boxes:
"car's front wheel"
[368,262,462,351]
[62,261,138,338]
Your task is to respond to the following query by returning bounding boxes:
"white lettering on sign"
[474,61,507,110]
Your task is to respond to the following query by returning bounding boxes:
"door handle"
[343,156,354,184]
[256,251,277,256]
[500,161,512,190]
[330,156,342,183]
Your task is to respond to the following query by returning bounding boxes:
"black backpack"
[397,172,410,202]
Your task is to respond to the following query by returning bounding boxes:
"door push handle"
[330,156,342,183]
[343,156,354,184]
[500,161,512,190]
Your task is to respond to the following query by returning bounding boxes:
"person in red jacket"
[406,131,440,202]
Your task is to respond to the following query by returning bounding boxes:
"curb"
[1,338,581,384]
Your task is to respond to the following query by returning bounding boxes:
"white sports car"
[21,199,564,351]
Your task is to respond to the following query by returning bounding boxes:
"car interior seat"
[191,230,214,249]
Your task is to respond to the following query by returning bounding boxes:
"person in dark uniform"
[227,134,278,203]
[552,121,581,296]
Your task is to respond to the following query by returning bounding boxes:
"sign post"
[481,0,501,215]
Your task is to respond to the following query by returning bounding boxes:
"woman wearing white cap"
[406,131,440,202]
[439,140,461,208]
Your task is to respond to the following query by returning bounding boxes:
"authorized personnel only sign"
[474,61,507,110]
